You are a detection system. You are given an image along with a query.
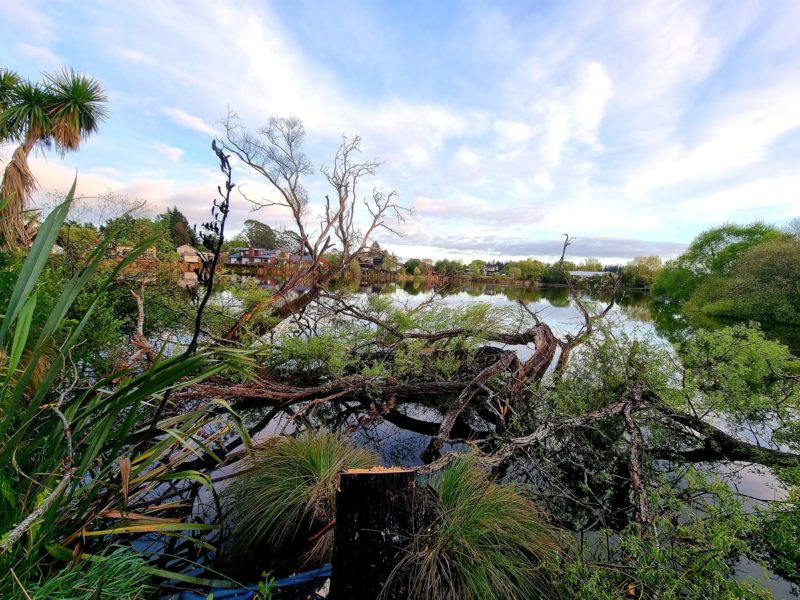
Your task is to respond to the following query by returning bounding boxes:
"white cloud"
[405,146,430,165]
[153,142,184,161]
[493,119,531,145]
[454,147,479,167]
[16,43,60,66]
[627,82,800,194]
[0,2,55,45]
[161,107,217,136]
[5,0,800,262]
[573,61,613,144]
[117,48,157,65]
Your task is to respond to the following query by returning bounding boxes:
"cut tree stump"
[329,467,418,600]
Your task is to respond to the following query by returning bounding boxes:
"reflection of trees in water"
[502,286,542,303]
[541,287,570,307]
[403,281,425,295]
[351,421,429,466]
[650,299,800,353]
[616,300,653,323]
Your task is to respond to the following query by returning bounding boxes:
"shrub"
[224,433,377,568]
[394,455,560,600]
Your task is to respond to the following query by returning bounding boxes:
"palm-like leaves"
[1,79,51,143]
[45,67,109,152]
[0,67,22,136]
[0,66,107,248]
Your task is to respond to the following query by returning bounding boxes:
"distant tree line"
[395,254,663,288]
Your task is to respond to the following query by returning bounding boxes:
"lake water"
[348,281,799,594]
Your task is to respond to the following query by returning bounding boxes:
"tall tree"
[158,206,198,247]
[243,219,276,249]
[577,257,603,271]
[0,67,108,248]
[622,255,662,288]
[404,258,422,274]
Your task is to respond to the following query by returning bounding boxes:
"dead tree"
[218,112,409,340]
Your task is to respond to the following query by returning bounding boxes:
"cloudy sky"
[1,0,799,263]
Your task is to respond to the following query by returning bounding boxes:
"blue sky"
[1,0,799,262]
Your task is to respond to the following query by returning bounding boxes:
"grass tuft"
[17,548,151,600]
[225,432,377,568]
[396,454,561,600]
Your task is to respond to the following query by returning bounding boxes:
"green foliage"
[679,323,795,423]
[0,182,245,597]
[651,260,700,300]
[687,237,800,324]
[559,470,773,599]
[103,214,175,258]
[396,455,560,600]
[652,222,785,300]
[274,333,352,376]
[256,572,278,599]
[541,261,576,284]
[404,258,422,274]
[243,219,277,249]
[681,222,783,275]
[468,259,486,272]
[577,257,603,271]
[434,258,464,275]
[13,548,152,600]
[158,205,198,247]
[621,255,662,288]
[1,68,108,147]
[545,327,675,415]
[503,258,547,281]
[752,490,800,585]
[225,433,378,567]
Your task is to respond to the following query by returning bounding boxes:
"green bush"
[395,455,560,600]
[224,433,377,568]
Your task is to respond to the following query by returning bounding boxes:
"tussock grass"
[396,454,561,600]
[225,432,377,567]
[16,548,151,600]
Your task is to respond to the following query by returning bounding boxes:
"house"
[226,247,278,266]
[177,244,202,264]
[484,262,503,275]
[287,254,329,268]
[358,241,389,272]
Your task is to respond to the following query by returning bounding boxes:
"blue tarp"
[167,564,332,600]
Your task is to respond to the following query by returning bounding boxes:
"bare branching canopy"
[220,111,407,273]
[218,111,409,338]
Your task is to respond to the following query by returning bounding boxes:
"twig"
[0,469,73,553]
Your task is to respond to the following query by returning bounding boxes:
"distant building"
[106,242,157,260]
[484,262,503,274]
[569,270,605,278]
[357,241,388,272]
[177,244,202,264]
[227,247,285,266]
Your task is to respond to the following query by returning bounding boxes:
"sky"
[1,0,799,264]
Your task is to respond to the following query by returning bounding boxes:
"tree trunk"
[330,468,418,600]
[0,136,37,249]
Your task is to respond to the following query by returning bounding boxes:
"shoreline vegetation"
[2,66,800,599]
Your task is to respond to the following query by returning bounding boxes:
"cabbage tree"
[0,67,108,248]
